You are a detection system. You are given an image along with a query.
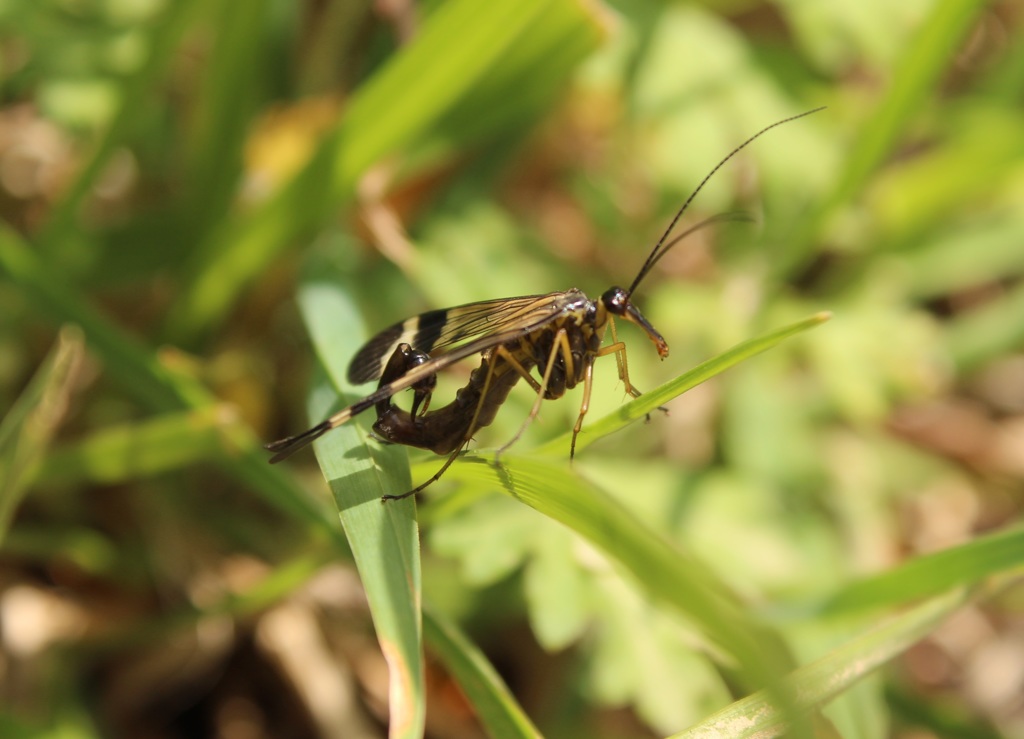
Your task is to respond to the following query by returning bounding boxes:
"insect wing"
[265,309,576,463]
[267,292,584,464]
[347,291,579,383]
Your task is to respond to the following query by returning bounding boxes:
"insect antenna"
[637,211,754,277]
[627,106,826,295]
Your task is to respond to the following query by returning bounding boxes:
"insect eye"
[600,287,630,315]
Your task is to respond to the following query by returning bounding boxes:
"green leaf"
[673,588,971,738]
[165,0,607,344]
[0,223,342,548]
[436,454,808,731]
[584,575,733,733]
[780,0,988,273]
[3,525,119,578]
[821,524,1024,615]
[297,278,426,739]
[869,107,1024,246]
[0,326,84,545]
[38,407,233,484]
[431,494,733,732]
[827,0,986,204]
[178,0,275,244]
[37,0,204,254]
[523,528,592,649]
[423,607,541,739]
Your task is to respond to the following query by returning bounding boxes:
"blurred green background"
[1,0,1023,737]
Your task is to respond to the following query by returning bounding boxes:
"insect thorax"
[518,301,604,400]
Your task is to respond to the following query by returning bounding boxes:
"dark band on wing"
[347,322,406,383]
[346,308,452,384]
[346,292,579,385]
[412,307,448,354]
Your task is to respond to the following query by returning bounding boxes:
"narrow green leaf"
[827,0,985,206]
[165,0,606,344]
[423,607,541,739]
[37,0,204,252]
[0,225,342,547]
[0,327,84,544]
[540,312,831,456]
[0,225,196,411]
[3,525,119,578]
[38,407,234,485]
[780,0,988,273]
[179,0,274,242]
[298,279,426,739]
[673,588,971,738]
[822,524,1024,615]
[900,218,1024,300]
[437,454,807,733]
[869,108,1024,246]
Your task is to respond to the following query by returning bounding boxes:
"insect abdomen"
[373,347,531,455]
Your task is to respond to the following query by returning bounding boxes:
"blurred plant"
[0,0,1022,738]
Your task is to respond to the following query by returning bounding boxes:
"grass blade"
[0,224,341,544]
[424,606,541,739]
[165,0,606,344]
[821,524,1024,615]
[0,327,84,544]
[673,588,971,738]
[38,407,234,485]
[438,454,808,733]
[298,279,426,739]
[780,0,988,273]
[37,0,203,252]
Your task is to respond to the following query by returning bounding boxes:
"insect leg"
[598,316,640,398]
[570,358,595,459]
[597,317,667,420]
[496,329,573,456]
[502,343,543,394]
[377,343,436,418]
[381,443,466,501]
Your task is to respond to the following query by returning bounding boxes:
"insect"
[266,108,824,499]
